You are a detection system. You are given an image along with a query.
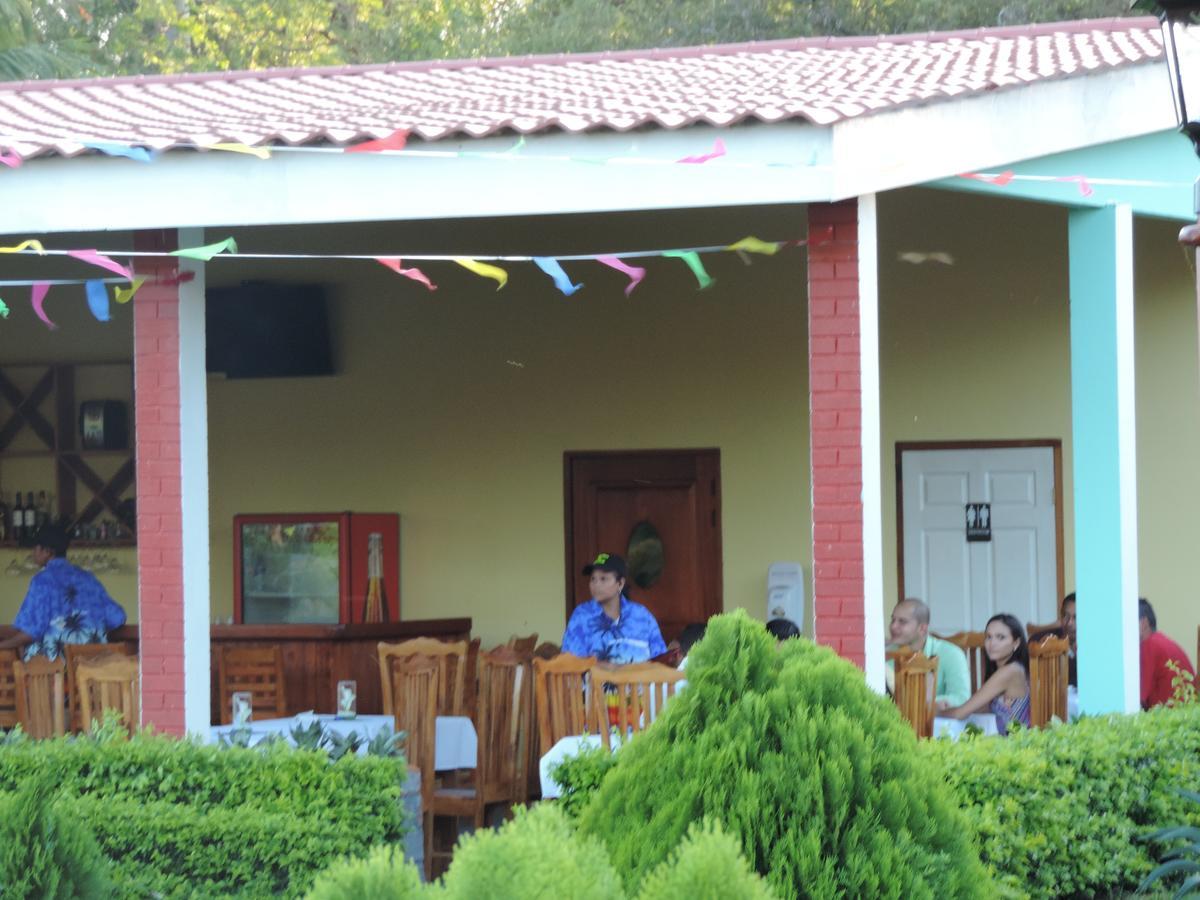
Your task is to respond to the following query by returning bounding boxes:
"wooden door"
[565,450,722,644]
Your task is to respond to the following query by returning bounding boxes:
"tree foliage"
[0,0,1138,80]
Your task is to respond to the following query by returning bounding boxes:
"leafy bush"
[924,703,1200,899]
[1140,788,1200,898]
[0,776,112,899]
[0,728,410,898]
[638,820,776,900]
[577,610,992,899]
[551,743,618,820]
[306,845,423,900]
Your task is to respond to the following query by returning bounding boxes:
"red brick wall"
[133,230,186,735]
[807,202,865,667]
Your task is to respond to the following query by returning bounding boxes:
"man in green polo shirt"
[886,598,970,707]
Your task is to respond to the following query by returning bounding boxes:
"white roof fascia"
[825,61,1177,203]
[0,125,834,235]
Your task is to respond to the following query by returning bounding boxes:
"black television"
[206,283,334,378]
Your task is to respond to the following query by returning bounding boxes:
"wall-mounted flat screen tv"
[206,283,334,379]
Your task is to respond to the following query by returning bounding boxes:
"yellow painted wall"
[205,208,813,649]
[877,189,1200,661]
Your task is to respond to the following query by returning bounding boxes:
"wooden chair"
[431,647,533,870]
[1028,635,1069,728]
[507,633,538,655]
[217,645,288,724]
[1027,622,1059,641]
[13,656,66,739]
[390,654,439,880]
[940,631,986,694]
[532,652,598,753]
[589,661,685,749]
[76,654,140,734]
[66,642,136,732]
[378,638,467,718]
[891,651,939,739]
[461,637,482,722]
[0,649,18,728]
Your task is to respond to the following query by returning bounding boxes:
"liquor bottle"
[12,492,24,545]
[36,491,48,530]
[24,492,35,541]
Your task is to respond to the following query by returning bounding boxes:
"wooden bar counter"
[102,619,471,724]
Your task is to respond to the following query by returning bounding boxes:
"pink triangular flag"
[30,282,56,330]
[676,138,727,165]
[346,129,411,154]
[597,256,647,297]
[67,249,134,280]
[376,257,437,291]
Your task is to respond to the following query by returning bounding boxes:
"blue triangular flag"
[85,280,111,322]
[533,257,583,296]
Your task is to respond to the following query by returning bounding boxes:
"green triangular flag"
[171,237,238,261]
[663,250,714,290]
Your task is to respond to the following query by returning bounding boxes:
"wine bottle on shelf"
[0,493,8,542]
[24,492,35,541]
[12,492,24,545]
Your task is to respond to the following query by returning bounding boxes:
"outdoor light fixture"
[1136,1,1200,240]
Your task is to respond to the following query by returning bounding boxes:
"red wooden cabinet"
[233,512,400,625]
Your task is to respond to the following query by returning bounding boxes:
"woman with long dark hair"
[937,613,1031,733]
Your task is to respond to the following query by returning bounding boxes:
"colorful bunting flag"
[725,236,780,256]
[0,299,9,318]
[1055,175,1094,197]
[0,240,46,255]
[114,277,146,304]
[676,139,727,165]
[345,129,411,154]
[0,151,20,169]
[171,237,238,261]
[30,283,55,330]
[663,251,714,290]
[959,171,1015,186]
[67,249,134,280]
[532,258,582,296]
[85,280,110,322]
[202,143,272,160]
[455,259,508,290]
[596,256,647,297]
[83,141,153,162]
[376,258,437,291]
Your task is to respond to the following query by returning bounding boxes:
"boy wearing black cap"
[0,524,126,660]
[562,552,666,664]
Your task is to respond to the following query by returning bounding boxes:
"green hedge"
[0,729,410,898]
[923,703,1200,899]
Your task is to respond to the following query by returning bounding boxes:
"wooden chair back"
[217,645,287,724]
[477,647,533,806]
[378,638,467,718]
[76,654,140,734]
[390,654,439,809]
[1028,635,1069,728]
[940,631,986,694]
[507,633,539,655]
[589,661,685,750]
[13,656,66,739]
[0,649,17,728]
[532,652,597,752]
[891,651,938,739]
[66,642,136,732]
[462,637,483,722]
[1027,621,1059,640]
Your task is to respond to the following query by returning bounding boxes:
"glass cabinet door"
[240,520,340,623]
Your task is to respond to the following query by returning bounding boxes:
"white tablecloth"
[209,712,478,770]
[932,713,1000,740]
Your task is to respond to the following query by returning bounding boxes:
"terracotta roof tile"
[0,17,1163,159]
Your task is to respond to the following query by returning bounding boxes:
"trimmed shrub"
[306,845,423,900]
[923,702,1200,898]
[552,742,618,820]
[638,820,776,900]
[0,728,410,898]
[577,610,992,899]
[0,776,112,899]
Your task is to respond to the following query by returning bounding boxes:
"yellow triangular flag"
[202,142,271,160]
[455,258,508,290]
[114,277,147,304]
[725,236,780,255]
[0,239,46,255]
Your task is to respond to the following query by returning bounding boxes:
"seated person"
[0,524,127,660]
[561,552,666,664]
[886,598,970,707]
[766,618,802,642]
[938,613,1030,733]
[1139,597,1195,709]
[1033,592,1077,688]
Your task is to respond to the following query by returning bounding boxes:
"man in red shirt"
[1139,598,1196,709]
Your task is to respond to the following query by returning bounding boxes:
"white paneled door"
[900,445,1059,635]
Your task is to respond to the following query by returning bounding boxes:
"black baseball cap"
[32,523,70,557]
[582,552,626,579]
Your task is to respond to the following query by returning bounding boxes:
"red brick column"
[807,201,865,667]
[133,230,186,734]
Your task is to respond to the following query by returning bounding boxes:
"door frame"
[895,439,1065,610]
[562,448,723,623]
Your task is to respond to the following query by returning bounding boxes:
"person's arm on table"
[938,664,1020,720]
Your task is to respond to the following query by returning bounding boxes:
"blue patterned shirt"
[13,558,127,661]
[561,596,667,664]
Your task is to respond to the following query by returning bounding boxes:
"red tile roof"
[0,17,1163,160]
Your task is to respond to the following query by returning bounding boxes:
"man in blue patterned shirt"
[0,524,126,661]
[562,552,666,664]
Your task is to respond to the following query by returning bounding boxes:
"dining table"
[209,712,479,769]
